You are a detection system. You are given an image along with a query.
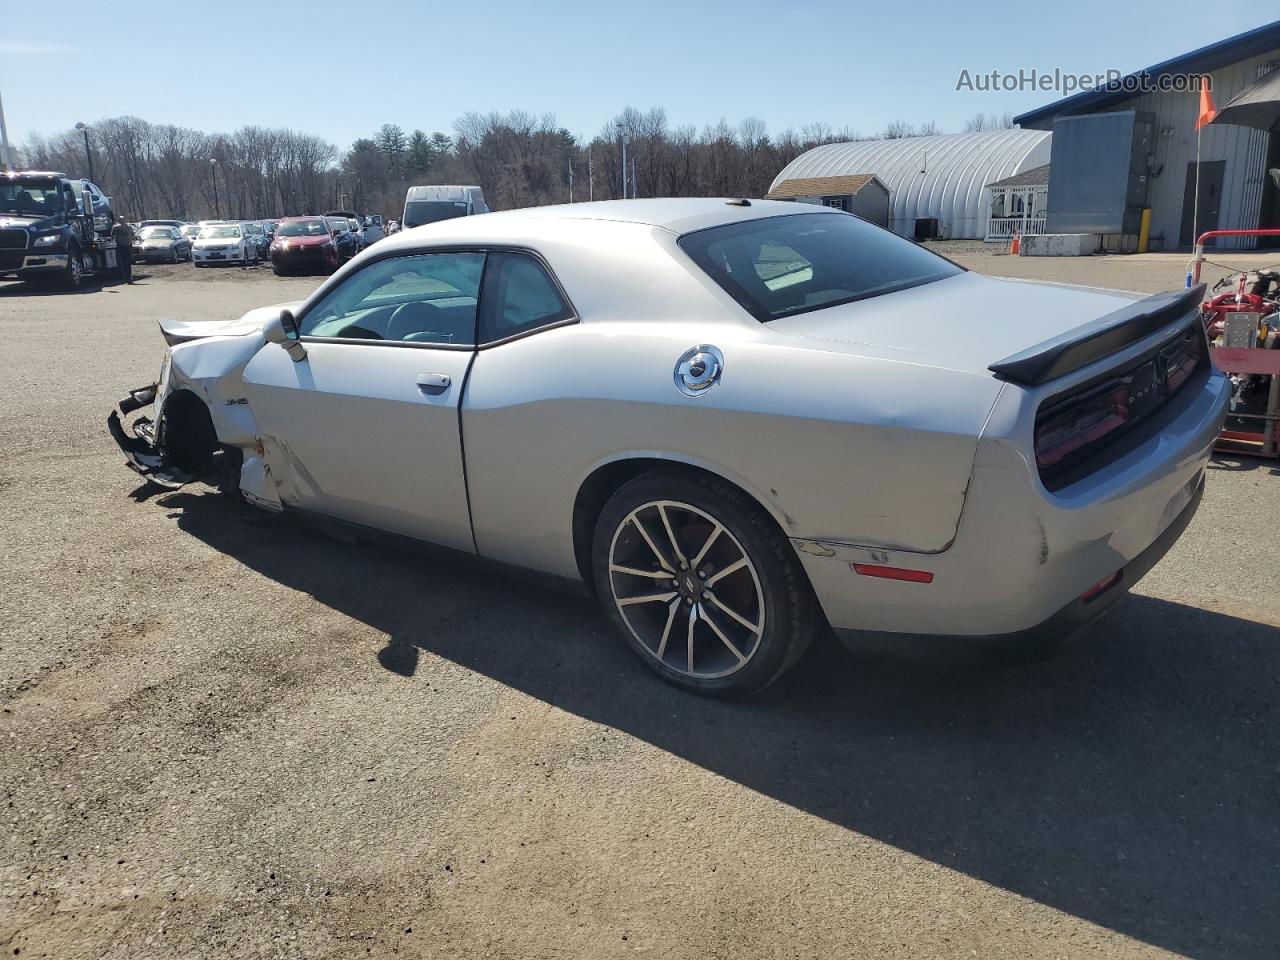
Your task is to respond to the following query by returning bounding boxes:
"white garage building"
[769,130,1053,240]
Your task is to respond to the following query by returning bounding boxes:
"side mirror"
[263,309,306,362]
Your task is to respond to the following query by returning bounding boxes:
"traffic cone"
[1010,229,1021,256]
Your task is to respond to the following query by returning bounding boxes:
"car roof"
[377,197,839,254]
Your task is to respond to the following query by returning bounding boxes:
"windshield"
[403,200,468,228]
[138,227,176,240]
[199,225,241,239]
[278,220,328,237]
[180,225,200,237]
[677,212,963,322]
[326,219,347,233]
[0,180,63,216]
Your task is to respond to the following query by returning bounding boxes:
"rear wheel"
[593,470,817,697]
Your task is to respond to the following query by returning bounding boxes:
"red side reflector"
[1080,569,1122,604]
[851,563,934,584]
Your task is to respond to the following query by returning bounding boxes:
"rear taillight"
[1035,382,1131,470]
[1162,329,1203,393]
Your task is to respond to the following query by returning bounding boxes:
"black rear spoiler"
[988,284,1205,386]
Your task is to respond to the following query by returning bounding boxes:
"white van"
[402,185,489,230]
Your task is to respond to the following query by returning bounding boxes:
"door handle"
[416,373,452,395]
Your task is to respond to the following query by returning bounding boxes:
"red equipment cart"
[1189,228,1280,458]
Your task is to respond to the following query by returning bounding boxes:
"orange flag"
[1196,76,1217,130]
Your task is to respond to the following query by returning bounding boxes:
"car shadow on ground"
[0,273,147,296]
[159,488,1278,960]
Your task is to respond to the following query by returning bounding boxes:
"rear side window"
[480,252,573,343]
[678,212,962,322]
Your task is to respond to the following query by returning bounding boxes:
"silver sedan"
[109,199,1229,696]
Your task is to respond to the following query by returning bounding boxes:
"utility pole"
[616,121,628,199]
[632,158,638,199]
[75,122,94,182]
[0,89,15,171]
[588,150,594,201]
[209,157,221,219]
[568,156,573,203]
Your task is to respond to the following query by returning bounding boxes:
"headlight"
[33,233,61,247]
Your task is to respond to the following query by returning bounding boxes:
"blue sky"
[1,0,1272,150]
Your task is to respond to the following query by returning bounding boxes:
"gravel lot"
[2,249,1278,959]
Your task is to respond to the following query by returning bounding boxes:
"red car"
[269,216,341,276]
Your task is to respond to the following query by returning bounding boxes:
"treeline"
[18,109,1011,221]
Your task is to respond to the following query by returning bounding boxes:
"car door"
[242,250,485,552]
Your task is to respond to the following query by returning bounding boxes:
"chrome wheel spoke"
[610,563,672,580]
[658,504,688,567]
[708,593,761,635]
[690,522,723,569]
[656,600,679,659]
[618,591,678,607]
[706,556,748,586]
[701,606,747,664]
[687,603,699,673]
[630,514,674,572]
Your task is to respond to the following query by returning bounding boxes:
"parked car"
[325,216,358,261]
[385,219,401,235]
[108,199,1228,697]
[363,214,385,245]
[132,225,192,263]
[240,221,270,261]
[191,222,257,266]
[269,216,340,275]
[139,219,185,229]
[179,224,201,244]
[402,185,488,229]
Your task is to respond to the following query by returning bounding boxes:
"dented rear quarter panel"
[463,317,1004,582]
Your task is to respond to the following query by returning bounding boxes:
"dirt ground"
[1,249,1278,959]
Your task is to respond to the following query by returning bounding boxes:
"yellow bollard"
[1138,208,1151,253]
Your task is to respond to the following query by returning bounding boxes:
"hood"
[766,272,1141,377]
[0,213,55,231]
[158,301,304,346]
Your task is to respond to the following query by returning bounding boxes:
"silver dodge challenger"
[109,198,1229,696]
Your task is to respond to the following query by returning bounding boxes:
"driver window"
[298,252,485,345]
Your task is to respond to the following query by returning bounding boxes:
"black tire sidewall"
[592,470,814,697]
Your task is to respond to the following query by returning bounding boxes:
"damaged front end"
[107,382,197,489]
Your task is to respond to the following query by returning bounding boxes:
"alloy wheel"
[608,500,765,680]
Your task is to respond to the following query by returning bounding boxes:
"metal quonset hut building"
[768,130,1052,240]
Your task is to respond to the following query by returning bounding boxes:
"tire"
[61,245,83,290]
[592,469,817,697]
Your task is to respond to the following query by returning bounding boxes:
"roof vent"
[725,198,751,206]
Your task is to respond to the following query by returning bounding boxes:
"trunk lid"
[766,272,1141,377]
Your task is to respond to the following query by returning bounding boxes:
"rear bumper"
[794,367,1228,640]
[831,472,1203,647]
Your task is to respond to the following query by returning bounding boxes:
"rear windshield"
[403,200,468,228]
[138,227,176,239]
[678,212,962,322]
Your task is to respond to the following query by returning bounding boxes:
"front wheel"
[592,470,818,697]
[61,246,83,290]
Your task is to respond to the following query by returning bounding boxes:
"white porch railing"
[985,216,1047,242]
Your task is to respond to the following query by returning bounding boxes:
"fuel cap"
[674,344,724,397]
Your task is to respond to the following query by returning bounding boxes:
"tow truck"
[0,169,127,289]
